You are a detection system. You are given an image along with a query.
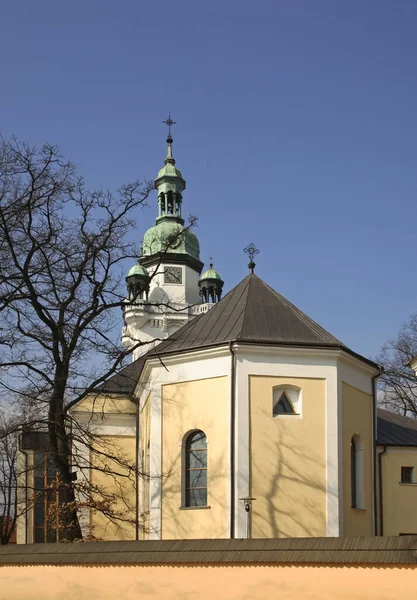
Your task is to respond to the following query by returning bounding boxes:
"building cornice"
[140,252,204,274]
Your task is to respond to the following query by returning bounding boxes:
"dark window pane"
[34,477,44,491]
[34,528,45,544]
[186,431,207,450]
[187,488,207,507]
[273,393,295,416]
[34,502,44,526]
[186,469,207,490]
[401,466,414,483]
[47,528,57,543]
[188,450,207,469]
[351,438,357,508]
[34,453,45,477]
[184,430,208,507]
[47,458,58,477]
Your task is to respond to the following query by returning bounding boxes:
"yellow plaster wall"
[342,382,373,536]
[139,393,151,539]
[90,435,136,540]
[250,376,326,538]
[378,447,417,535]
[161,376,228,539]
[2,564,417,600]
[70,393,135,415]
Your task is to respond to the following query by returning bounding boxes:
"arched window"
[351,437,357,508]
[184,430,207,507]
[351,434,364,509]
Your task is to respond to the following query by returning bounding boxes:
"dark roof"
[1,536,417,565]
[94,356,146,395]
[20,431,49,451]
[377,408,417,446]
[150,274,378,369]
[66,356,146,411]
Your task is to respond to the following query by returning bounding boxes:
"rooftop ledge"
[2,536,417,566]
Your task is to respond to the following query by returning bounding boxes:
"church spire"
[163,114,176,165]
[154,114,186,225]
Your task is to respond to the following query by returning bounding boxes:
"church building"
[16,124,417,543]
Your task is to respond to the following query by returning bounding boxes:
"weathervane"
[243,243,260,274]
[163,113,177,138]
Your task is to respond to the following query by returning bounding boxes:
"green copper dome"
[200,266,223,281]
[156,162,183,180]
[127,264,149,277]
[142,220,200,259]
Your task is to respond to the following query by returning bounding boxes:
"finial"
[209,256,214,269]
[243,243,260,274]
[163,113,177,165]
[163,113,176,137]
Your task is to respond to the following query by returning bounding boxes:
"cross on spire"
[243,243,260,274]
[163,113,177,137]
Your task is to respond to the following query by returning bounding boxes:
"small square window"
[401,466,414,483]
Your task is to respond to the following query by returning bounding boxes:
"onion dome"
[126,263,150,301]
[142,221,200,260]
[198,262,224,304]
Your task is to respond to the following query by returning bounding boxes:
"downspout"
[229,341,236,539]
[372,368,383,536]
[378,446,387,536]
[135,398,140,541]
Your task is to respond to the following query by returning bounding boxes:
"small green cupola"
[154,128,186,226]
[198,262,224,304]
[126,263,150,301]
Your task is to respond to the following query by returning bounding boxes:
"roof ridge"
[235,274,255,340]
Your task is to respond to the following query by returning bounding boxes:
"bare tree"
[0,137,193,541]
[0,412,19,544]
[377,313,417,416]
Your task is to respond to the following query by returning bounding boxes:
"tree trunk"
[48,377,82,542]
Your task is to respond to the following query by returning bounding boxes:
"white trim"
[71,438,91,538]
[326,365,340,536]
[234,352,249,538]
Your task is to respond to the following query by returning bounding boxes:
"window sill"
[273,414,301,419]
[351,507,366,512]
[399,482,417,486]
[179,505,211,511]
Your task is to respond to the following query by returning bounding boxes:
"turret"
[198,263,224,304]
[126,264,150,301]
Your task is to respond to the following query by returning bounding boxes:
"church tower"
[122,118,223,359]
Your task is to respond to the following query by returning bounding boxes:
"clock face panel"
[164,266,183,284]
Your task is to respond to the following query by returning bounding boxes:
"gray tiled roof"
[1,536,417,565]
[377,408,417,446]
[71,273,378,405]
[150,274,377,369]
[66,356,146,410]
[94,356,146,395]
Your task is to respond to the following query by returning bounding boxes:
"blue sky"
[1,1,416,360]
